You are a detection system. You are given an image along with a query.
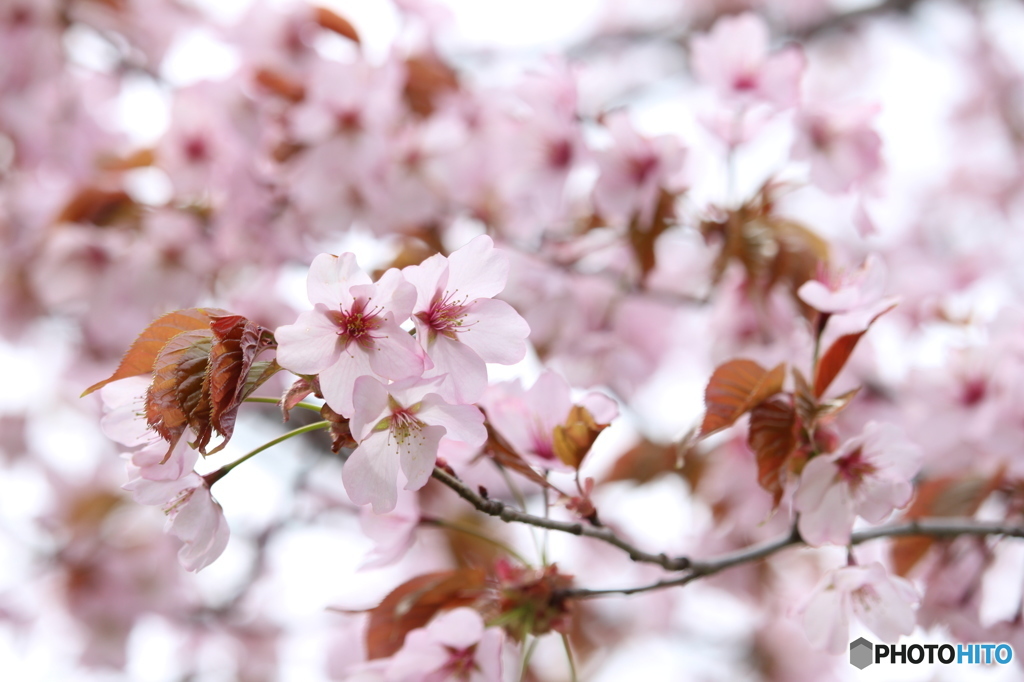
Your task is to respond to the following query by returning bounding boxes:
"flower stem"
[562,633,578,682]
[420,516,531,566]
[204,421,331,487]
[243,396,323,413]
[519,636,538,682]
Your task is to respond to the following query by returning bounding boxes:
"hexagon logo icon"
[850,637,873,669]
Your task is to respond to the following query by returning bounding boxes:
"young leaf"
[700,359,786,437]
[748,398,798,506]
[144,329,214,455]
[281,377,315,422]
[366,569,487,660]
[81,308,226,396]
[813,304,895,398]
[205,316,277,452]
[313,6,361,43]
[891,471,1003,576]
[553,405,610,470]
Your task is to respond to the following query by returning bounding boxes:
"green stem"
[243,396,323,413]
[204,421,331,487]
[421,516,531,566]
[562,633,578,682]
[519,636,539,682]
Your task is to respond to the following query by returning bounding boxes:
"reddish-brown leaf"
[603,435,704,489]
[748,398,798,506]
[55,187,136,226]
[628,188,676,278]
[891,471,1003,576]
[281,377,314,422]
[313,6,360,43]
[144,330,214,454]
[403,55,459,117]
[81,308,227,396]
[814,304,895,398]
[253,67,305,102]
[700,359,786,437]
[552,405,611,470]
[366,569,487,659]
[204,316,277,453]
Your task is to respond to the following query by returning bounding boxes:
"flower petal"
[343,432,401,513]
[417,395,486,446]
[459,298,530,365]
[275,307,342,375]
[446,235,509,300]
[307,252,370,308]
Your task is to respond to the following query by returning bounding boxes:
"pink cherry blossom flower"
[797,254,887,315]
[123,470,229,572]
[343,376,486,514]
[385,607,505,682]
[792,103,883,194]
[592,112,685,228]
[690,12,805,109]
[801,562,918,654]
[358,488,421,569]
[794,422,921,546]
[483,371,618,470]
[402,235,530,404]
[275,253,425,416]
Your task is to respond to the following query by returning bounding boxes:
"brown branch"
[560,518,1024,599]
[432,468,1024,600]
[430,467,690,571]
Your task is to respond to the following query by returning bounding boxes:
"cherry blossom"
[690,12,805,109]
[402,235,530,404]
[794,422,922,546]
[384,607,505,682]
[792,103,883,194]
[343,376,486,513]
[275,253,425,416]
[801,562,918,654]
[483,371,618,470]
[592,112,685,228]
[797,254,887,315]
[123,470,229,572]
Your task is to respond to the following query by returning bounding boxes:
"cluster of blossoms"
[6,0,1024,678]
[276,235,530,513]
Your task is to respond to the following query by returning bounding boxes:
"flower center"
[374,397,427,448]
[417,290,470,340]
[835,447,876,488]
[326,298,384,350]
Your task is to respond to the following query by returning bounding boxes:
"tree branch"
[432,468,1024,600]
[430,467,690,571]
[560,518,1024,599]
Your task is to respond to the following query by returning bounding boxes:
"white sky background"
[5,0,1024,680]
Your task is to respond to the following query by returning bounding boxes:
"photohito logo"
[849,639,1013,669]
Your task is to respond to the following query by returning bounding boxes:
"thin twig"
[430,467,691,571]
[560,518,1024,599]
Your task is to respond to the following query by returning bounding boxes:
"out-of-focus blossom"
[124,470,230,572]
[690,13,805,109]
[484,371,617,470]
[592,112,685,227]
[385,607,505,682]
[359,489,421,569]
[792,103,883,193]
[403,235,530,404]
[275,253,424,416]
[801,562,918,654]
[343,376,486,513]
[795,422,921,546]
[798,254,887,315]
